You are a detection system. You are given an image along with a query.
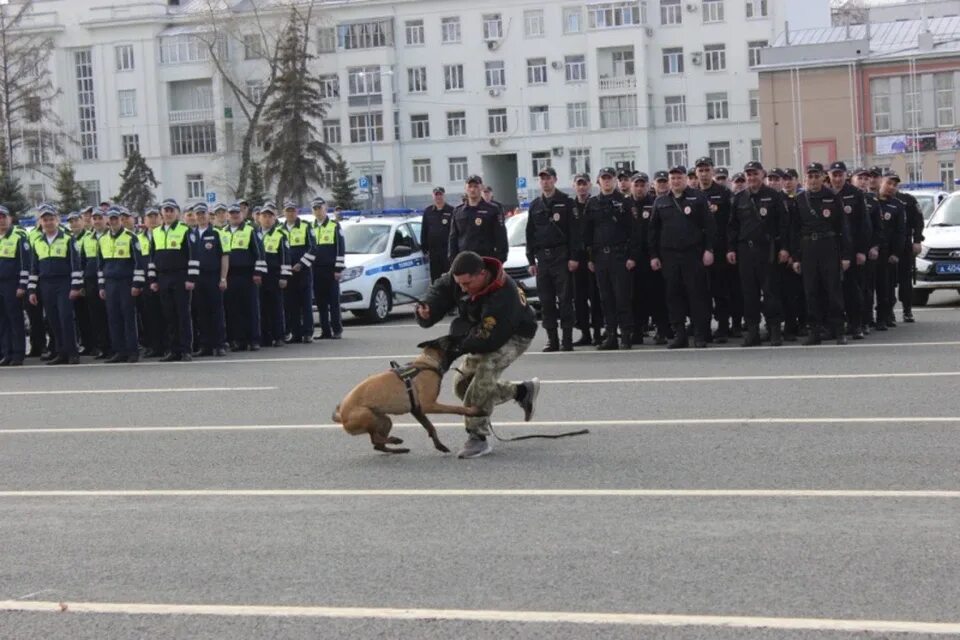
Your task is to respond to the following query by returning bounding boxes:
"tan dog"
[332,336,483,454]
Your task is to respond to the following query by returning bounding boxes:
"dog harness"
[389,361,442,417]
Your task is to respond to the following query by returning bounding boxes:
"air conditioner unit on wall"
[645,27,654,37]
[486,39,501,51]
[686,2,698,11]
[551,60,563,70]
[551,146,564,157]
[691,51,703,65]
[489,88,502,97]
[489,137,502,147]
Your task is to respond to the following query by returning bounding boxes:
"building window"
[338,20,394,50]
[322,119,341,145]
[704,44,726,71]
[588,2,644,28]
[243,33,264,60]
[531,151,552,176]
[661,0,682,25]
[316,74,338,100]
[745,0,768,18]
[159,35,213,64]
[665,95,686,124]
[524,10,545,37]
[412,159,431,184]
[563,7,583,33]
[871,78,891,132]
[529,105,550,132]
[348,66,382,96]
[612,49,635,77]
[407,67,427,93]
[527,58,548,85]
[748,40,767,67]
[405,20,424,45]
[666,143,688,168]
[751,138,762,162]
[565,55,586,82]
[749,89,759,119]
[441,17,461,43]
[443,65,464,92]
[316,27,336,53]
[903,76,921,130]
[186,174,205,200]
[599,94,638,129]
[118,89,137,118]
[394,110,400,142]
[348,113,384,143]
[122,134,140,158]
[708,141,731,167]
[567,102,589,130]
[115,44,135,71]
[25,138,47,166]
[907,161,922,183]
[662,47,684,74]
[483,14,503,40]
[703,0,724,22]
[447,111,466,137]
[940,161,955,190]
[449,157,468,182]
[27,183,45,204]
[410,114,430,139]
[75,49,98,161]
[485,61,506,88]
[935,73,955,128]
[569,148,590,175]
[171,123,216,155]
[247,80,265,103]
[488,108,508,134]
[80,180,101,208]
[706,92,729,120]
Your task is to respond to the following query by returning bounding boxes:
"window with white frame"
[408,67,427,93]
[483,14,503,40]
[171,123,216,155]
[903,76,921,129]
[444,64,464,91]
[612,48,635,76]
[80,180,101,208]
[115,44,135,71]
[316,27,336,53]
[485,61,506,88]
[529,105,550,132]
[410,114,430,139]
[449,157,468,182]
[569,148,590,175]
[118,90,136,118]
[405,20,424,45]
[122,134,139,158]
[703,0,724,22]
[338,20,394,50]
[565,55,586,82]
[666,143,688,168]
[348,112,384,143]
[25,138,46,165]
[588,2,644,28]
[412,159,432,184]
[441,17,461,43]
[563,7,583,33]
[27,183,45,204]
[524,10,545,37]
[319,74,339,99]
[159,35,212,64]
[747,40,767,67]
[243,33,264,59]
[706,92,729,120]
[186,174,205,199]
[935,73,954,127]
[527,58,547,85]
[745,0,767,18]
[704,44,726,71]
[348,66,381,96]
[567,102,589,129]
[661,0,682,25]
[749,89,759,119]
[871,78,891,132]
[394,111,400,142]
[907,161,922,183]
[322,119,341,144]
[447,111,466,137]
[665,95,686,124]
[940,161,955,190]
[750,139,762,162]
[75,49,98,161]
[488,108,508,134]
[531,151,552,176]
[662,47,684,74]
[708,141,731,167]
[247,80,265,103]
[599,94,638,129]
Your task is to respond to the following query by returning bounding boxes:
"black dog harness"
[390,361,442,418]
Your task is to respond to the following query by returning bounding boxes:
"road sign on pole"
[516,177,528,190]
[206,192,216,204]
[358,176,369,189]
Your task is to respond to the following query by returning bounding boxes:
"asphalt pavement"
[1,291,959,639]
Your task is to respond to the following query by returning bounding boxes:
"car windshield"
[343,224,390,254]
[913,195,936,220]
[928,197,960,227]
[506,213,527,247]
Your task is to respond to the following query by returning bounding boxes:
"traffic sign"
[206,192,216,204]
[516,177,527,189]
[358,176,370,189]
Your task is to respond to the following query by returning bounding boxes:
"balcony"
[169,108,215,123]
[599,76,637,91]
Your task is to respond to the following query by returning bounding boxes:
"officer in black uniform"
[649,166,717,349]
[827,161,872,340]
[525,167,580,352]
[583,167,634,350]
[694,157,737,343]
[872,171,908,331]
[0,206,30,366]
[635,171,671,345]
[727,161,790,346]
[191,204,229,356]
[627,172,666,345]
[570,173,604,346]
[779,168,806,340]
[420,186,455,282]
[852,168,882,334]
[893,181,925,323]
[789,163,852,345]
[617,170,633,196]
[448,175,508,263]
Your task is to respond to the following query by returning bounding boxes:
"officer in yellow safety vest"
[281,200,316,343]
[0,205,31,365]
[224,203,266,351]
[137,207,167,357]
[98,207,146,363]
[81,208,112,358]
[295,197,345,339]
[258,202,290,346]
[148,198,197,362]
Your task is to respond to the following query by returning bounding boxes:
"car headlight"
[339,266,364,283]
[918,243,930,259]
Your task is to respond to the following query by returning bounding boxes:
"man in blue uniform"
[297,197,345,339]
[191,204,230,356]
[80,208,111,358]
[258,202,290,346]
[98,208,146,362]
[149,198,197,362]
[0,206,30,366]
[225,203,265,351]
[281,201,316,343]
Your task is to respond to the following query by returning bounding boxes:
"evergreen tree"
[0,173,27,217]
[245,161,265,208]
[54,162,84,212]
[329,157,357,210]
[259,12,333,203]
[114,150,159,214]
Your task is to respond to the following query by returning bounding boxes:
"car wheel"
[356,281,391,323]
[911,290,930,307]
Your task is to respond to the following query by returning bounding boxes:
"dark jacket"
[832,182,872,256]
[448,199,509,262]
[649,187,717,259]
[582,190,632,259]
[698,182,734,257]
[627,193,656,263]
[873,196,908,256]
[894,191,925,244]
[525,190,580,265]
[728,185,788,252]
[420,203,454,257]
[789,188,853,261]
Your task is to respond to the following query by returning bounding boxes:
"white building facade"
[14,0,828,210]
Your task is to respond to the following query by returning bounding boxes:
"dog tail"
[331,403,342,423]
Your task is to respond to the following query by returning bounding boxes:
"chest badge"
[759,207,768,217]
[442,219,449,225]
[709,204,718,213]
[883,212,892,221]
[474,218,483,226]
[683,206,691,215]
[553,213,561,221]
[843,205,852,214]
[205,242,214,250]
[642,211,650,219]
[822,209,831,218]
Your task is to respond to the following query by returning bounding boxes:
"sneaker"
[457,435,492,459]
[517,377,540,422]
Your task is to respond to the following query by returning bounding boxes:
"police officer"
[149,198,196,362]
[137,207,167,357]
[0,206,30,366]
[420,186,454,282]
[828,161,872,340]
[872,171,908,331]
[282,201,316,343]
[299,197,345,340]
[627,172,667,345]
[480,184,504,214]
[24,217,48,358]
[448,175,508,263]
[779,168,806,340]
[893,181,925,323]
[80,208,111,358]
[28,206,82,365]
[694,157,737,343]
[853,168,882,334]
[728,161,790,347]
[583,166,634,350]
[212,202,229,229]
[766,169,784,191]
[617,170,634,195]
[224,203,265,351]
[526,167,580,352]
[650,166,716,349]
[258,202,290,346]
[98,208,145,363]
[731,172,747,195]
[190,204,230,356]
[790,163,852,345]
[570,173,604,346]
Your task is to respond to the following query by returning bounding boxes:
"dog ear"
[416,338,441,350]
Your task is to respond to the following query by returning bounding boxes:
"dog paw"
[387,437,404,445]
[435,443,451,453]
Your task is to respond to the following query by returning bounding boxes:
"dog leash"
[487,424,590,442]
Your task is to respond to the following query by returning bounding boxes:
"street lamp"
[357,68,392,213]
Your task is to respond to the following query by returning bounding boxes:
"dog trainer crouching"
[416,251,540,459]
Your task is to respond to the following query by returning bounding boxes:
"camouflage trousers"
[453,335,533,436]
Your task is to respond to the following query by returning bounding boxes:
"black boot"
[834,323,848,345]
[803,326,821,346]
[592,329,604,347]
[668,325,688,349]
[742,325,761,347]
[620,332,632,350]
[597,333,619,351]
[851,325,864,340]
[572,330,592,347]
[770,323,783,347]
[543,329,560,353]
[561,329,574,352]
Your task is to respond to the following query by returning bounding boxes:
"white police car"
[338,215,431,322]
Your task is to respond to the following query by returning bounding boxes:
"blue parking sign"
[516,177,527,189]
[358,176,370,189]
[206,192,216,204]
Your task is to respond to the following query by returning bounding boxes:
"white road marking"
[0,386,276,397]
[2,416,959,435]
[0,600,958,634]
[542,371,960,384]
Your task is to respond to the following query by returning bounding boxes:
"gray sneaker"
[457,434,492,459]
[517,377,540,422]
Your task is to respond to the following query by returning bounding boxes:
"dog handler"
[415,251,540,459]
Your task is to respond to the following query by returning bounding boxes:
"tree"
[0,173,27,216]
[54,162,84,213]
[259,7,334,203]
[245,161,265,208]
[328,157,357,210]
[114,150,159,214]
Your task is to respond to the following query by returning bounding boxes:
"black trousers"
[632,266,669,336]
[259,275,285,344]
[225,270,260,347]
[313,267,343,336]
[898,253,916,313]
[862,259,877,324]
[39,278,77,358]
[194,272,225,350]
[710,261,739,330]
[157,273,192,355]
[26,291,48,354]
[104,278,138,356]
[573,263,603,333]
[138,288,166,352]
[843,261,865,328]
[83,276,110,353]
[535,250,574,331]
[875,253,898,321]
[738,241,782,327]
[283,270,313,340]
[428,253,449,283]
[800,238,844,328]
[662,248,710,338]
[593,247,633,334]
[782,265,806,331]
[0,281,25,360]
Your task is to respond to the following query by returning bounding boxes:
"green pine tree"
[114,150,159,214]
[54,162,84,213]
[0,174,27,217]
[329,157,357,210]
[245,161,265,208]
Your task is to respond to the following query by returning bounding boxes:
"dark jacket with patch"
[525,190,581,265]
[728,185,788,252]
[649,187,717,258]
[448,200,509,263]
